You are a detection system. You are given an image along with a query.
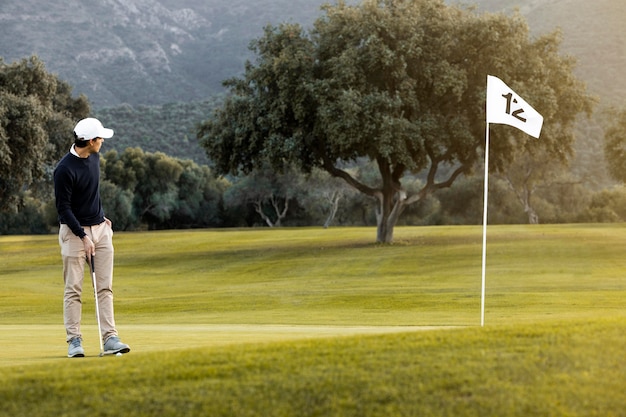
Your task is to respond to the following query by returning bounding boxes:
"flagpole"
[482,75,543,327]
[481,123,490,327]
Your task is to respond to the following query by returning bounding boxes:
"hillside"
[463,0,626,107]
[0,0,330,107]
[1,0,625,109]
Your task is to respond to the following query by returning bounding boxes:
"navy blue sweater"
[53,151,105,239]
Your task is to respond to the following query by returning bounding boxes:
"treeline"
[3,55,626,236]
[3,145,626,235]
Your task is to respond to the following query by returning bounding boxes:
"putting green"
[0,324,457,367]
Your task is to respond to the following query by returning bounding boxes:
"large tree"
[198,0,593,242]
[0,56,89,212]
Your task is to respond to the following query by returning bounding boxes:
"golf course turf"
[0,225,624,416]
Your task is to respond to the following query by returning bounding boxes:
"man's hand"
[83,235,95,260]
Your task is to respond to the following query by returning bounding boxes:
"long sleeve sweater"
[53,151,105,239]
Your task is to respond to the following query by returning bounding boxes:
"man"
[54,117,130,358]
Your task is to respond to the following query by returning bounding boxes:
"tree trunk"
[271,195,289,227]
[253,195,289,227]
[504,174,540,225]
[321,156,436,243]
[375,190,406,243]
[525,204,539,224]
[253,200,275,227]
[323,191,340,229]
[520,187,539,224]
[376,218,393,243]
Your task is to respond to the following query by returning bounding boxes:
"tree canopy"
[101,147,226,230]
[0,56,89,212]
[198,0,594,242]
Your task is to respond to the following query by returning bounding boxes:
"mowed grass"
[0,225,624,416]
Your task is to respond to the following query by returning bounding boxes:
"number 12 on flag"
[486,75,543,139]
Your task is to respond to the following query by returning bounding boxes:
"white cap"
[73,118,114,140]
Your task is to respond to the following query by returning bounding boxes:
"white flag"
[486,75,543,138]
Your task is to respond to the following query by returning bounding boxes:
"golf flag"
[481,76,543,327]
[486,75,543,138]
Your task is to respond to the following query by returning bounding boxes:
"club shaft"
[89,256,105,355]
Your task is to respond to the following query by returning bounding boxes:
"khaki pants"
[59,222,118,343]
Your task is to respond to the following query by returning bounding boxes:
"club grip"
[87,255,95,272]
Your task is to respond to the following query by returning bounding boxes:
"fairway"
[1,225,624,416]
[1,224,624,359]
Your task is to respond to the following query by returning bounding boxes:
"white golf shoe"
[68,337,85,358]
[103,336,130,355]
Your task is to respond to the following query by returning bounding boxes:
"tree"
[103,148,183,229]
[99,180,135,231]
[168,160,226,228]
[102,147,226,230]
[604,108,626,183]
[224,163,303,227]
[198,0,594,242]
[496,149,570,224]
[0,56,89,212]
[299,167,358,228]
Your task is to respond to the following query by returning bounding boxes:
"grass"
[0,225,625,416]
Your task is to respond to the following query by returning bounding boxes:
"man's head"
[74,118,114,141]
[73,118,114,150]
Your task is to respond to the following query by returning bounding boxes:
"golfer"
[54,117,130,358]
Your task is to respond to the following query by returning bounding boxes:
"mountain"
[462,0,626,108]
[1,0,625,109]
[0,0,329,108]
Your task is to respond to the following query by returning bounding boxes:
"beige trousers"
[59,222,118,343]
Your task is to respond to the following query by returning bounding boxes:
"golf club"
[88,255,106,357]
